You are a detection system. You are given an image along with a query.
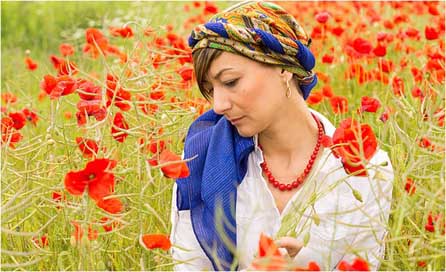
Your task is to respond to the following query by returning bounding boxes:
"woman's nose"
[212,88,231,115]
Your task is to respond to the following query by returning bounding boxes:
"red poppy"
[109,26,134,38]
[411,87,424,100]
[85,28,107,45]
[8,112,26,130]
[410,67,423,83]
[1,117,23,148]
[345,38,373,58]
[149,139,166,154]
[22,108,39,126]
[111,112,129,143]
[76,100,107,126]
[376,32,387,42]
[425,26,439,40]
[418,136,432,149]
[64,158,117,202]
[331,26,344,36]
[71,221,98,243]
[373,44,386,57]
[345,63,369,84]
[40,75,58,96]
[297,262,321,271]
[307,91,324,105]
[425,212,445,234]
[360,96,381,113]
[380,107,391,123]
[383,20,394,30]
[258,233,281,257]
[25,57,38,71]
[150,90,166,100]
[322,85,334,98]
[59,43,75,56]
[32,234,49,248]
[315,11,330,24]
[391,76,405,96]
[106,88,132,111]
[52,191,66,210]
[153,149,190,179]
[138,101,159,115]
[250,233,318,271]
[417,261,427,268]
[76,137,102,158]
[321,135,333,148]
[96,197,123,214]
[106,75,132,111]
[104,44,127,63]
[140,138,166,154]
[71,221,84,242]
[76,100,105,117]
[40,74,78,100]
[377,59,393,73]
[434,108,444,127]
[337,257,370,271]
[203,2,218,15]
[141,234,172,250]
[352,38,373,54]
[404,177,416,195]
[329,96,348,114]
[321,54,334,64]
[405,27,420,40]
[177,66,194,82]
[50,55,78,76]
[2,92,17,104]
[100,217,120,232]
[52,191,66,202]
[83,28,109,58]
[332,118,378,176]
[77,80,102,100]
[251,255,288,271]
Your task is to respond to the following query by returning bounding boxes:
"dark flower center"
[89,173,96,180]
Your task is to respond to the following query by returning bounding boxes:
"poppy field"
[1,1,445,271]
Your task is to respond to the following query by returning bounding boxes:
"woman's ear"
[280,69,294,82]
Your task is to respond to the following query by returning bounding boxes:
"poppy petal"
[96,197,123,214]
[64,171,89,196]
[141,234,171,250]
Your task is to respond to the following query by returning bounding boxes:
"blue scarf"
[175,109,254,270]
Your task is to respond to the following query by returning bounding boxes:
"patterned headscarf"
[188,0,318,99]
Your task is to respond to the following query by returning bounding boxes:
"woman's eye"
[224,79,238,87]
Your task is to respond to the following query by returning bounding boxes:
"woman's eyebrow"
[210,68,234,80]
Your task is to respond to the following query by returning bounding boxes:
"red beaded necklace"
[258,113,324,191]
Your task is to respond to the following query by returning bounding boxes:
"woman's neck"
[257,101,319,169]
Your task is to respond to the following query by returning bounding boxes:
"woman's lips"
[229,116,244,125]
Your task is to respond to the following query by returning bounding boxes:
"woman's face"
[204,51,287,137]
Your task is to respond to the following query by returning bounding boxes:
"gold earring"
[286,79,292,98]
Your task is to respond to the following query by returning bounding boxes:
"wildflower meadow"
[1,1,445,271]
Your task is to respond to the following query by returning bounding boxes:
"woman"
[170,1,394,271]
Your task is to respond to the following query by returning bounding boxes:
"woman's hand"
[245,235,303,271]
[275,236,303,258]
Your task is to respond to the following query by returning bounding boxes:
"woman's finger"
[275,237,303,258]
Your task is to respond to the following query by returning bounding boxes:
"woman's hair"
[192,48,303,101]
[192,47,223,101]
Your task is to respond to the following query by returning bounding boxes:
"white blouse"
[170,109,394,271]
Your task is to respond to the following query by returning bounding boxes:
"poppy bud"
[352,189,363,202]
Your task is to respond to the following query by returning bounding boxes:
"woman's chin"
[235,126,256,138]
